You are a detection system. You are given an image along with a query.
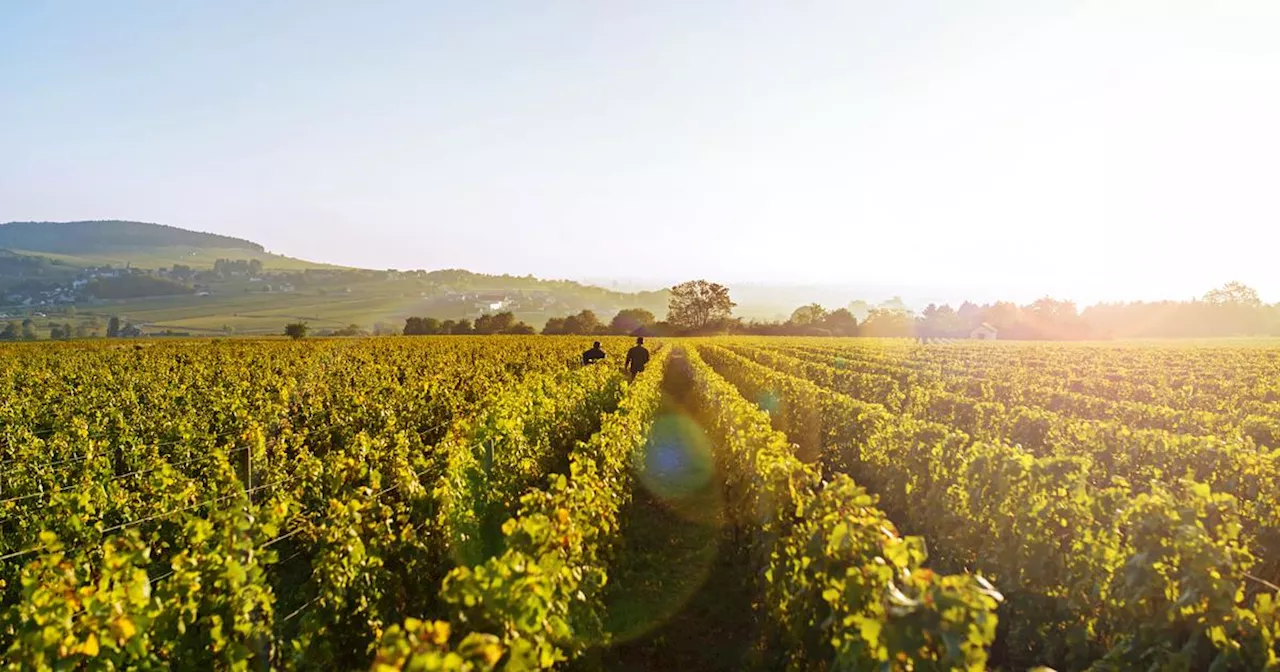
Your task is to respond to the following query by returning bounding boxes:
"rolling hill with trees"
[1,220,1277,341]
[0,220,672,338]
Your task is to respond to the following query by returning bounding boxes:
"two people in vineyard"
[582,336,650,378]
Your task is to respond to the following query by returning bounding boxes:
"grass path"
[592,352,759,671]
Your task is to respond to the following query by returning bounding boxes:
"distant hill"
[0,219,674,336]
[0,220,262,254]
[0,220,335,270]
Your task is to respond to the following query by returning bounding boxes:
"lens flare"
[756,389,781,416]
[606,405,723,645]
[637,411,716,519]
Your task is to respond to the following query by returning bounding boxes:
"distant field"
[73,285,548,334]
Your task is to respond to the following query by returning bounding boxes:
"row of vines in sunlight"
[0,336,652,670]
[700,336,1280,671]
[3,334,1278,670]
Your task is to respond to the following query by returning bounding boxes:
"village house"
[970,323,998,340]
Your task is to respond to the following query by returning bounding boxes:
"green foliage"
[382,346,669,669]
[859,307,916,337]
[372,619,502,671]
[682,345,1002,670]
[84,275,194,300]
[3,333,1279,670]
[699,336,1280,670]
[540,310,602,336]
[284,322,308,339]
[609,308,655,335]
[0,336,637,669]
[667,280,735,332]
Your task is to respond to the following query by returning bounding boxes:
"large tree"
[822,308,859,336]
[789,303,828,325]
[610,308,656,335]
[562,310,602,335]
[918,304,964,338]
[667,280,735,332]
[860,308,915,338]
[1203,281,1262,307]
[474,311,517,335]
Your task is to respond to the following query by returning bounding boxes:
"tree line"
[400,280,1280,340]
[403,312,537,336]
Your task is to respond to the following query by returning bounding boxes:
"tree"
[450,319,474,335]
[405,317,444,335]
[610,309,656,335]
[107,316,121,338]
[0,321,19,340]
[860,308,915,338]
[1019,297,1088,339]
[284,322,308,340]
[1203,281,1262,307]
[789,303,828,325]
[505,322,536,335]
[847,300,872,322]
[21,319,37,341]
[982,302,1022,332]
[918,304,964,339]
[879,296,908,311]
[475,312,517,335]
[562,310,602,335]
[821,308,859,336]
[955,301,984,331]
[541,317,567,335]
[667,280,735,332]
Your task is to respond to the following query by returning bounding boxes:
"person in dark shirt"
[582,341,606,365]
[624,336,650,377]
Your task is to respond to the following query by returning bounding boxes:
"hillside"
[0,220,262,253]
[0,220,671,337]
[0,220,336,271]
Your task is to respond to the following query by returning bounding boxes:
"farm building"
[970,323,998,340]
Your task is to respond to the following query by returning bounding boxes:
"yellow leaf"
[114,616,138,639]
[428,621,450,646]
[81,633,100,657]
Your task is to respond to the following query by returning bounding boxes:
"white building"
[970,323,998,340]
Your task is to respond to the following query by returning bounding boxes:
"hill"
[0,220,336,271]
[0,220,671,337]
[0,220,262,253]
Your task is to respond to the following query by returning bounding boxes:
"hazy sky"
[3,1,1278,305]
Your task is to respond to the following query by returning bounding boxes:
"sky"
[3,1,1279,306]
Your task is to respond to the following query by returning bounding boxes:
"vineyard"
[1,336,1278,670]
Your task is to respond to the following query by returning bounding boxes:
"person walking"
[582,341,606,365]
[624,336,650,378]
